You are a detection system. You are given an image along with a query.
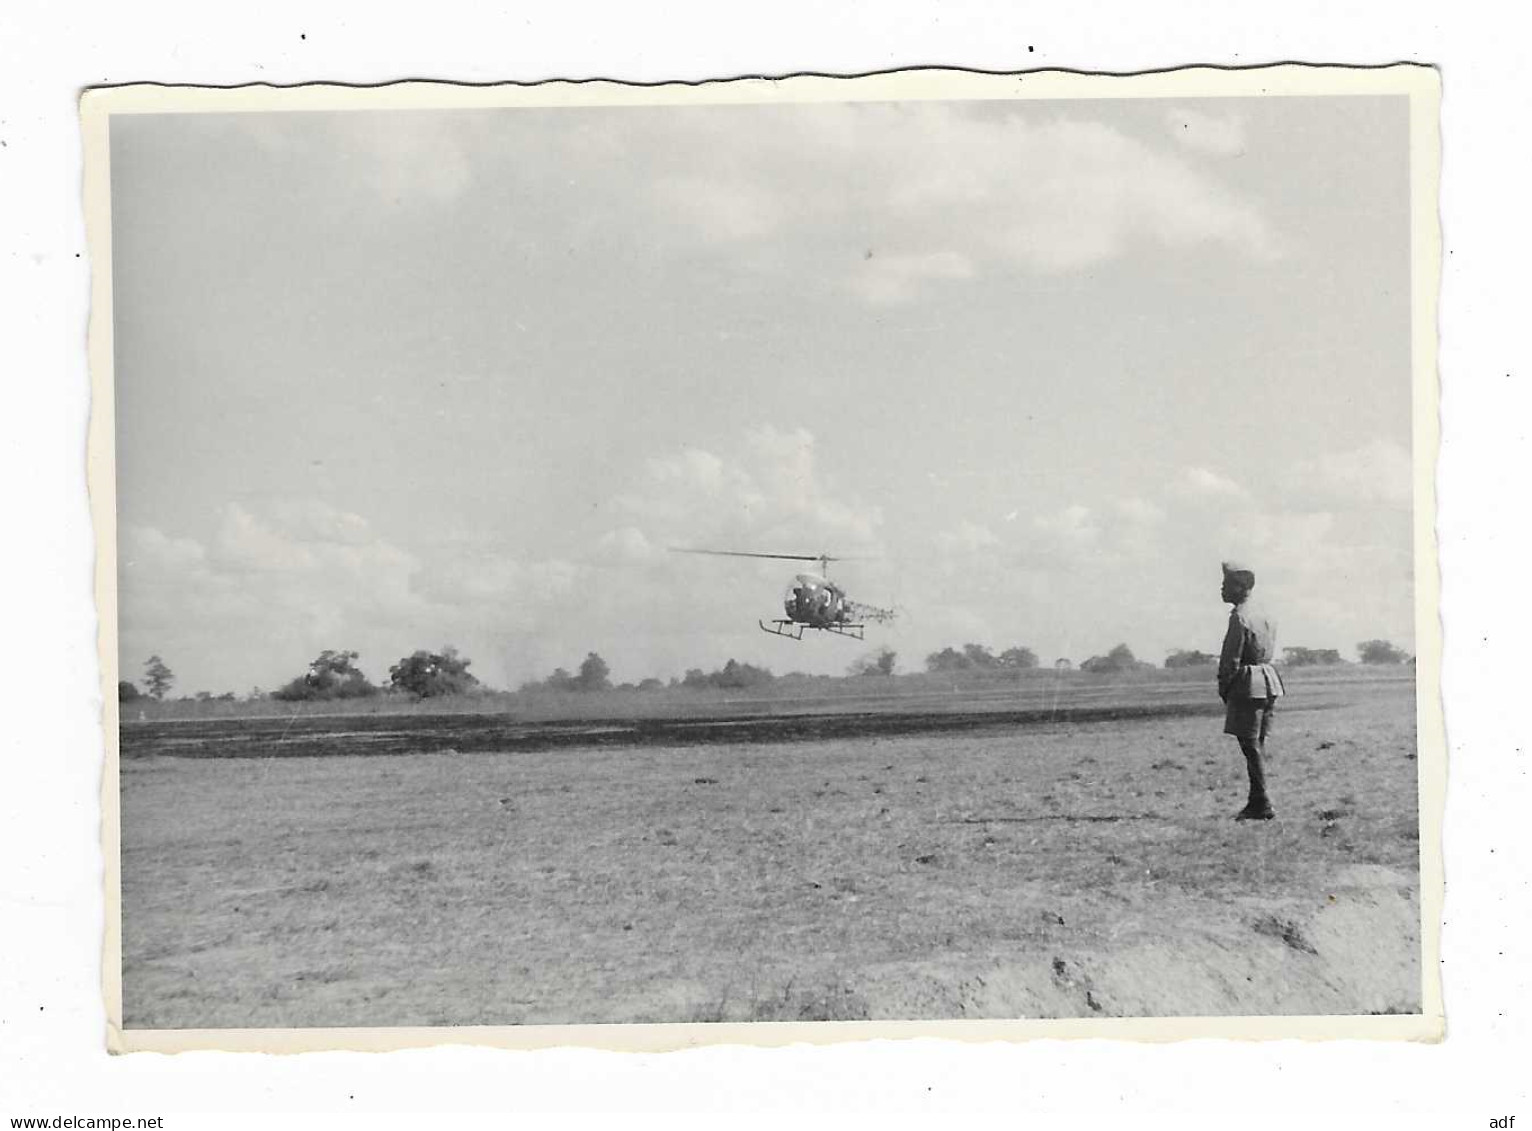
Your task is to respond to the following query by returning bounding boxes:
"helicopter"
[670,548,897,641]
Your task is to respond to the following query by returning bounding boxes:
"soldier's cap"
[1221,560,1256,588]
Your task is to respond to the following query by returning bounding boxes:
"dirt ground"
[119,673,1422,1028]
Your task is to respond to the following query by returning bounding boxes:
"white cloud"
[652,176,782,242]
[936,520,1001,556]
[229,102,1277,304]
[850,251,975,306]
[1114,497,1166,524]
[595,526,660,565]
[1022,504,1105,568]
[411,556,581,610]
[117,434,1414,694]
[121,502,484,690]
[1164,107,1247,157]
[121,524,205,574]
[240,112,477,212]
[209,504,320,574]
[1289,438,1413,508]
[1180,465,1248,499]
[625,102,1279,299]
[616,424,881,554]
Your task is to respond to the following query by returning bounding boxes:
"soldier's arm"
[1217,613,1243,702]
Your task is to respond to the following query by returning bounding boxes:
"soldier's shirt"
[1219,601,1285,701]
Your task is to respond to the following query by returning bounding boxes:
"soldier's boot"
[1236,739,1275,820]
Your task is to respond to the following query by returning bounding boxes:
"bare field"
[119,671,1421,1028]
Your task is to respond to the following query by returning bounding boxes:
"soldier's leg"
[1258,700,1275,805]
[1237,735,1273,819]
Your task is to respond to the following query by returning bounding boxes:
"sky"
[109,93,1416,694]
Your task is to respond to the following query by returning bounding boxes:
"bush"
[1165,649,1217,669]
[118,680,142,703]
[1357,639,1409,665]
[273,649,381,702]
[849,648,897,677]
[927,644,1038,673]
[1283,647,1344,667]
[682,659,775,690]
[1081,644,1138,673]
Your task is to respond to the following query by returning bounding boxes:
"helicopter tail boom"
[847,601,898,625]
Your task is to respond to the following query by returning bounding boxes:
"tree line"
[116,636,1416,704]
[117,647,482,704]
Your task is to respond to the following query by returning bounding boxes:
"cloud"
[118,431,1415,694]
[219,101,1277,305]
[595,526,660,565]
[615,424,882,552]
[209,504,321,574]
[652,176,782,242]
[1032,503,1100,544]
[595,102,1278,299]
[121,502,465,691]
[238,111,477,213]
[411,556,581,611]
[850,251,975,306]
[1180,466,1248,499]
[1114,497,1166,525]
[1164,107,1247,156]
[1289,438,1413,508]
[118,426,896,692]
[936,520,1001,556]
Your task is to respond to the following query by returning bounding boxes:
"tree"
[143,655,174,701]
[962,643,1000,670]
[388,646,480,698]
[1358,639,1409,665]
[1283,647,1344,667]
[998,646,1039,670]
[522,656,613,694]
[574,652,612,692]
[849,648,897,677]
[924,646,968,673]
[1164,649,1217,669]
[117,680,141,703]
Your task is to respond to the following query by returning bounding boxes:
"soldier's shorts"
[1225,696,1276,743]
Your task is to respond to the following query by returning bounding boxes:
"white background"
[1,2,1527,1125]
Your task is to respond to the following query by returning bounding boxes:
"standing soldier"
[1218,561,1285,820]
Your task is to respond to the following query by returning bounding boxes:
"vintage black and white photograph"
[90,67,1441,1044]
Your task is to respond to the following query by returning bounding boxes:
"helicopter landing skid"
[758,619,867,641]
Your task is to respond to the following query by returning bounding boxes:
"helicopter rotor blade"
[669,548,841,564]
